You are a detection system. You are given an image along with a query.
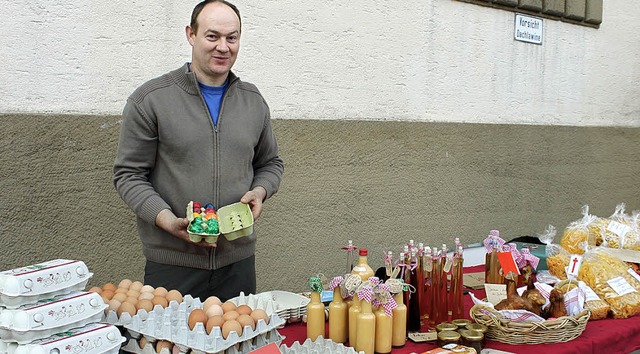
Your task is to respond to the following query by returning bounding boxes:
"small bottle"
[420,245,431,323]
[391,290,407,347]
[440,244,450,323]
[348,292,361,347]
[407,248,421,332]
[485,231,504,284]
[328,276,348,344]
[355,287,376,354]
[306,277,326,341]
[428,247,440,329]
[352,249,375,281]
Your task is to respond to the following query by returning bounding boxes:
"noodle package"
[540,225,572,280]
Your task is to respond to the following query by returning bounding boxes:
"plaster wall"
[1,0,639,126]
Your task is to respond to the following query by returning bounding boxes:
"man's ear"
[185,25,195,45]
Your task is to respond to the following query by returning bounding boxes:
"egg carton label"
[12,323,125,354]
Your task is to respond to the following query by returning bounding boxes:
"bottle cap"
[359,249,368,256]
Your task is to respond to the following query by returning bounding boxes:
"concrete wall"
[1,114,638,292]
[1,1,639,126]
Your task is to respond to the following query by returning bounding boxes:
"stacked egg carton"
[0,259,125,354]
[280,336,365,354]
[124,294,285,354]
[229,291,309,323]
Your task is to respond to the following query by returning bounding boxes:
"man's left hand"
[240,186,267,221]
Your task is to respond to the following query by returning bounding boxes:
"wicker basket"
[469,304,590,344]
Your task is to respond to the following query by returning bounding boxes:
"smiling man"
[113,0,284,302]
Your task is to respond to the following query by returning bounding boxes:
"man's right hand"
[155,209,217,248]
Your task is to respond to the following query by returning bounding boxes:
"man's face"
[187,3,240,85]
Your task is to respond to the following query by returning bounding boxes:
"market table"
[278,265,640,354]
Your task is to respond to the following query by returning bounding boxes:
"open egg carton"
[228,291,309,323]
[0,323,125,354]
[280,336,364,354]
[124,297,285,354]
[103,294,201,327]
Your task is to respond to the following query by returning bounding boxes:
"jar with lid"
[435,322,458,333]
[460,329,484,352]
[465,323,488,347]
[451,318,471,331]
[437,330,461,347]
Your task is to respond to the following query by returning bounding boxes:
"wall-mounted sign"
[514,13,543,45]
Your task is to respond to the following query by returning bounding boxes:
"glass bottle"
[441,244,450,323]
[306,277,325,341]
[352,249,375,281]
[407,248,421,332]
[329,277,348,344]
[450,245,465,320]
[428,247,440,329]
[348,292,361,347]
[485,231,504,284]
[374,285,393,354]
[420,245,431,324]
[391,291,407,348]
[355,287,376,354]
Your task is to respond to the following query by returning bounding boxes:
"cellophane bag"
[539,225,571,280]
[590,203,634,249]
[560,205,598,255]
[622,211,640,251]
[578,247,640,319]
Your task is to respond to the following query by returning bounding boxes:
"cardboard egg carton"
[228,291,309,321]
[124,298,285,354]
[280,336,364,354]
[103,294,201,327]
[0,291,107,344]
[0,259,93,309]
[1,323,124,354]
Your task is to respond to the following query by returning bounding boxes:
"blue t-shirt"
[199,80,228,126]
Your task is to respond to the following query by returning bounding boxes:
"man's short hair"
[190,0,242,34]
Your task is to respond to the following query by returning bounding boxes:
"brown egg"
[107,299,121,313]
[140,285,155,293]
[237,314,255,331]
[138,336,148,350]
[206,304,224,317]
[220,301,237,313]
[205,315,225,334]
[152,296,169,308]
[153,286,168,297]
[165,289,183,303]
[102,283,117,291]
[117,301,137,318]
[188,309,208,330]
[203,296,222,311]
[115,287,129,294]
[136,299,154,312]
[250,309,270,325]
[112,292,128,303]
[138,291,155,301]
[126,289,141,298]
[236,304,252,315]
[222,310,239,321]
[130,281,144,291]
[221,319,242,339]
[156,340,173,352]
[100,290,114,301]
[118,279,132,289]
[87,286,102,294]
[125,297,139,305]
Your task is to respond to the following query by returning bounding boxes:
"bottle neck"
[311,291,321,303]
[393,292,404,306]
[360,299,373,313]
[358,255,369,265]
[352,294,361,305]
[332,288,343,303]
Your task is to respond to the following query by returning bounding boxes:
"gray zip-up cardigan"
[113,63,284,270]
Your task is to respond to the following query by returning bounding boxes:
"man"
[113,0,284,302]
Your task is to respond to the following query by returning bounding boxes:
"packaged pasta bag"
[577,247,640,319]
[621,211,640,251]
[591,203,633,249]
[560,205,598,255]
[539,225,571,280]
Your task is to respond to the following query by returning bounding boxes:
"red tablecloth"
[279,266,640,354]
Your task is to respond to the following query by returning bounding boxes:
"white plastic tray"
[280,336,364,354]
[0,259,92,309]
[229,291,309,321]
[9,323,124,354]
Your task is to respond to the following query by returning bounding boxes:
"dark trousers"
[144,256,256,302]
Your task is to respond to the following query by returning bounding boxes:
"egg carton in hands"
[103,294,201,327]
[0,291,107,344]
[0,259,93,309]
[228,291,309,322]
[125,299,285,354]
[280,336,364,354]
